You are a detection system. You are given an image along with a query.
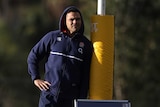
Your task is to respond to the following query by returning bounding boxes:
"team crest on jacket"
[78,42,84,54]
[79,42,84,48]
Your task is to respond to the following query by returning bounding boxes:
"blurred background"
[0,0,160,107]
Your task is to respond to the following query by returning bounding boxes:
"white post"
[97,0,106,15]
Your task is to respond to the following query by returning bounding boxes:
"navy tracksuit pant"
[38,87,80,107]
[38,93,74,107]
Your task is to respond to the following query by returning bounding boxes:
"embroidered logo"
[57,37,62,41]
[78,48,83,54]
[79,42,84,48]
[78,42,84,54]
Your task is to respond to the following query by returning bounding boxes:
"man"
[27,6,93,107]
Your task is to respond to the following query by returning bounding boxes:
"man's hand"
[34,79,51,91]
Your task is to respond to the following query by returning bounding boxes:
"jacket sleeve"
[27,32,53,81]
[79,41,93,98]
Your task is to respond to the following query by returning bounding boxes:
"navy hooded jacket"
[27,6,93,99]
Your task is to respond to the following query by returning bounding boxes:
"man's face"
[66,12,82,35]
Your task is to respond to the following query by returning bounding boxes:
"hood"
[59,6,84,35]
